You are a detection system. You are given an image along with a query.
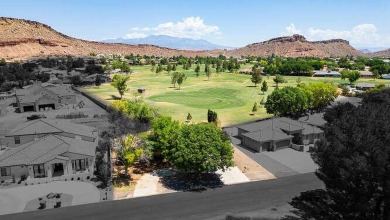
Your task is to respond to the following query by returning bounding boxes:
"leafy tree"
[186,113,192,121]
[289,91,390,219]
[171,72,180,88]
[70,75,83,86]
[370,64,389,76]
[252,102,258,114]
[111,74,130,99]
[251,69,262,87]
[95,74,102,87]
[205,64,212,80]
[263,64,278,75]
[259,97,265,106]
[195,64,201,77]
[177,73,187,90]
[36,72,51,83]
[96,155,111,187]
[265,86,308,118]
[342,70,361,84]
[273,74,287,88]
[348,71,361,84]
[85,64,104,75]
[170,123,234,173]
[0,58,6,66]
[299,82,339,111]
[148,116,181,156]
[207,109,218,123]
[118,135,143,176]
[261,80,268,94]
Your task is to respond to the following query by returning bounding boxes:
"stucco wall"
[0,165,29,181]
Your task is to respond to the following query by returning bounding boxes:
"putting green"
[147,88,245,109]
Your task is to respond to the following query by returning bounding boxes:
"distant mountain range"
[358,47,388,54]
[102,35,233,51]
[0,17,378,60]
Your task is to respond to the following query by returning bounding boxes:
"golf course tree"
[118,135,144,176]
[177,73,187,90]
[207,109,218,123]
[265,86,308,118]
[259,97,265,106]
[111,74,131,99]
[261,80,268,94]
[186,113,192,122]
[341,70,361,84]
[148,117,234,174]
[195,64,201,77]
[273,74,287,88]
[288,89,390,219]
[205,64,212,80]
[251,69,263,87]
[171,72,180,88]
[252,102,258,115]
[299,82,339,112]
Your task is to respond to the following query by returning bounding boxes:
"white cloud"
[283,23,390,47]
[124,32,148,39]
[125,17,221,39]
[282,23,302,35]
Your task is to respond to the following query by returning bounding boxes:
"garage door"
[23,105,35,112]
[275,140,291,150]
[261,142,271,151]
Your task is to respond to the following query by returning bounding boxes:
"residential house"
[0,135,96,184]
[312,70,341,77]
[356,83,375,91]
[4,119,98,148]
[15,82,76,113]
[81,74,111,85]
[0,120,98,184]
[237,117,324,152]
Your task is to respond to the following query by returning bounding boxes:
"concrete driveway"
[0,181,100,215]
[262,148,318,173]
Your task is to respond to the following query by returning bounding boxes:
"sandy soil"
[233,145,276,181]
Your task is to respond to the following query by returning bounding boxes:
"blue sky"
[1,0,389,48]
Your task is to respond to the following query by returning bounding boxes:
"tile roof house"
[237,117,324,152]
[5,119,98,148]
[15,82,77,113]
[312,71,341,77]
[0,120,98,184]
[0,135,96,184]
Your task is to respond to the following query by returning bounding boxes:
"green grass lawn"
[83,64,390,126]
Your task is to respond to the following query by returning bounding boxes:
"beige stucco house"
[238,117,324,152]
[15,82,77,113]
[0,119,98,184]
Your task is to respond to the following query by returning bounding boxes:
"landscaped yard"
[83,64,390,126]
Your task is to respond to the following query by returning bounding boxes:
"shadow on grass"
[106,95,121,100]
[157,171,223,192]
[246,85,258,88]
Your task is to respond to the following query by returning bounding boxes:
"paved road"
[3,173,323,220]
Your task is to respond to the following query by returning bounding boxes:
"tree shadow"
[157,170,223,192]
[281,189,337,220]
[106,95,121,100]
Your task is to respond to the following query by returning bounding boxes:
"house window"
[33,164,45,178]
[74,159,86,171]
[1,167,11,176]
[14,136,20,144]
